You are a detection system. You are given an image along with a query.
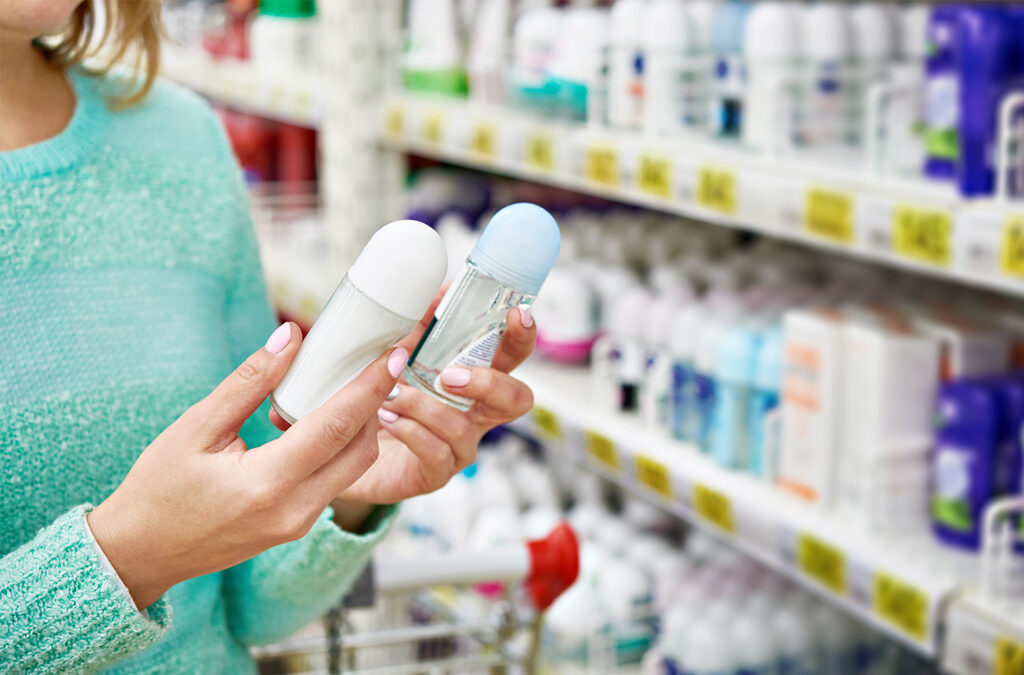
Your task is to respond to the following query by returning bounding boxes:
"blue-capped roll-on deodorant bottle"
[406,203,561,410]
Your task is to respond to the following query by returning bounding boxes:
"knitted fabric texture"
[0,69,395,673]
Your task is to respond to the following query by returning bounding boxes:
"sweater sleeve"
[208,112,398,646]
[0,505,173,674]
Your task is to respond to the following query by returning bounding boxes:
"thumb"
[190,323,302,444]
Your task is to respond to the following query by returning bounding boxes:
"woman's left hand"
[268,301,537,526]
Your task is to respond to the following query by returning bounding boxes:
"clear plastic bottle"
[271,220,447,423]
[406,203,560,410]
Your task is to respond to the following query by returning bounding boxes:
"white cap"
[851,3,897,62]
[802,3,853,61]
[744,1,801,60]
[348,220,448,321]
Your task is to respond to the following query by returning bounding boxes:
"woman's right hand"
[87,323,406,609]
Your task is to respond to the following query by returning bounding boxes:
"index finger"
[491,308,536,373]
[255,347,407,480]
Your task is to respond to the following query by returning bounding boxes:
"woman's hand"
[331,307,537,505]
[87,323,405,610]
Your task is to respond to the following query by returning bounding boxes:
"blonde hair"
[40,0,164,107]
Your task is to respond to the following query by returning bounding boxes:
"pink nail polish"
[441,367,472,387]
[378,408,399,423]
[388,348,408,378]
[265,324,291,354]
[519,308,535,329]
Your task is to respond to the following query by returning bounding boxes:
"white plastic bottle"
[742,1,802,153]
[592,286,654,412]
[468,0,512,104]
[608,0,648,129]
[544,0,611,123]
[708,0,753,139]
[642,0,702,136]
[272,220,447,423]
[683,616,737,675]
[250,0,320,75]
[800,3,855,149]
[406,204,560,410]
[641,287,695,429]
[731,601,780,675]
[772,595,823,675]
[403,0,468,96]
[511,0,563,113]
[850,2,898,146]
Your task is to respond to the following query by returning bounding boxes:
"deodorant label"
[433,328,505,404]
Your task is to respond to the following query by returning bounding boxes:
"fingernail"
[388,348,408,378]
[441,367,472,387]
[378,408,399,423]
[519,308,534,329]
[265,324,291,354]
[387,385,400,401]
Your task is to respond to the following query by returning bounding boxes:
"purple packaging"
[931,380,999,550]
[924,5,959,181]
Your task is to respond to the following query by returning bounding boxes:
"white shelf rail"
[381,94,1024,298]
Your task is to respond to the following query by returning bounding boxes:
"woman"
[0,1,536,672]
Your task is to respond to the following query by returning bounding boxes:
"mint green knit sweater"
[0,69,395,673]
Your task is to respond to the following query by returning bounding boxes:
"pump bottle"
[406,203,560,411]
[272,220,447,424]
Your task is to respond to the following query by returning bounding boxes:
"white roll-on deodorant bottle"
[405,203,560,410]
[271,220,447,423]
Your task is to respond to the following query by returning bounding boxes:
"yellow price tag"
[797,534,846,595]
[469,120,497,160]
[892,205,953,268]
[585,431,620,472]
[873,573,928,642]
[584,143,620,188]
[386,103,405,138]
[999,215,1024,279]
[697,167,737,215]
[421,110,445,146]
[805,188,855,245]
[995,637,1024,675]
[525,131,555,171]
[635,455,672,499]
[530,406,562,440]
[693,484,735,533]
[637,154,673,199]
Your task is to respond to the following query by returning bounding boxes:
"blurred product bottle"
[406,204,560,411]
[544,0,611,123]
[708,0,753,139]
[880,3,929,176]
[749,323,784,480]
[403,0,468,96]
[849,2,898,146]
[593,286,654,413]
[532,264,601,364]
[772,596,822,675]
[608,0,647,129]
[250,0,318,72]
[692,302,743,454]
[641,287,694,429]
[742,1,802,153]
[642,0,702,136]
[669,301,705,442]
[799,3,854,150]
[512,0,563,114]
[711,318,764,470]
[468,0,511,104]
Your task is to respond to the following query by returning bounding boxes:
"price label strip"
[634,454,672,500]
[995,637,1024,675]
[584,143,620,188]
[421,110,445,147]
[469,120,498,161]
[524,130,556,172]
[873,573,929,643]
[805,188,855,245]
[530,406,562,441]
[693,483,735,533]
[385,102,405,139]
[892,205,953,268]
[585,431,620,474]
[637,153,673,200]
[999,214,1024,280]
[796,533,847,595]
[697,167,737,216]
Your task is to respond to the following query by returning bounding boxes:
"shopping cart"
[252,522,580,675]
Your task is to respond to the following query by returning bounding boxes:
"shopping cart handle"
[525,522,580,611]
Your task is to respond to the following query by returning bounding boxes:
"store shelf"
[506,359,977,658]
[943,593,1024,674]
[161,47,322,126]
[381,94,1024,298]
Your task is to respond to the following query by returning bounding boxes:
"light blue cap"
[469,203,560,296]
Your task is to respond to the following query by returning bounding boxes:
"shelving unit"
[506,360,972,658]
[381,94,1024,298]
